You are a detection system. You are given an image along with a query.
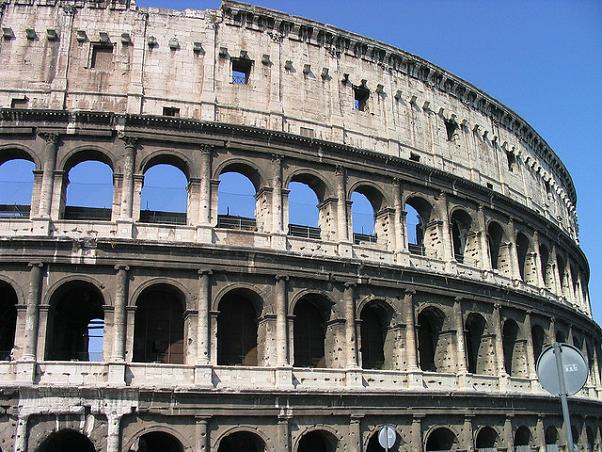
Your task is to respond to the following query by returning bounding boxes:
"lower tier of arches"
[2,388,601,452]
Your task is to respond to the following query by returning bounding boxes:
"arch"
[475,426,498,450]
[215,158,265,192]
[425,427,458,451]
[556,254,567,294]
[45,280,106,361]
[404,195,434,254]
[140,162,188,225]
[60,146,115,173]
[36,429,96,452]
[555,329,566,344]
[450,208,475,264]
[502,318,524,377]
[515,232,531,282]
[0,157,36,218]
[217,430,266,452]
[289,289,337,318]
[139,150,192,180]
[130,278,191,310]
[217,287,263,366]
[296,429,338,452]
[63,156,113,221]
[348,181,388,212]
[0,143,40,169]
[124,425,193,452]
[351,190,376,238]
[514,426,532,451]
[287,170,331,201]
[586,426,595,452]
[128,431,184,452]
[545,426,559,447]
[539,243,552,289]
[293,294,331,368]
[417,306,446,372]
[287,180,320,234]
[43,274,112,307]
[487,221,506,271]
[465,312,488,375]
[0,282,18,360]
[133,284,185,364]
[360,300,395,370]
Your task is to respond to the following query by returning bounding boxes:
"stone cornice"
[220,0,576,206]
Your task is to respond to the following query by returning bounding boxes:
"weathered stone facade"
[0,0,600,451]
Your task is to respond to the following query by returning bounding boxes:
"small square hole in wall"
[90,44,113,70]
[409,152,420,162]
[544,180,551,194]
[300,127,314,138]
[486,182,494,189]
[162,107,180,117]
[506,151,517,172]
[10,98,28,109]
[231,58,252,85]
[353,86,369,111]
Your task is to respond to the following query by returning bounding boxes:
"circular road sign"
[378,424,396,449]
[536,343,589,396]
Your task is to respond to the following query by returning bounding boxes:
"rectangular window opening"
[162,107,180,117]
[486,182,494,189]
[506,151,517,172]
[409,152,420,162]
[231,58,252,85]
[300,127,315,138]
[10,98,28,109]
[90,44,113,70]
[353,86,370,112]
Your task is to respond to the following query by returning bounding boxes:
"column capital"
[28,262,43,268]
[200,144,214,154]
[494,303,502,310]
[403,288,416,296]
[114,264,130,272]
[271,153,284,163]
[38,131,60,144]
[118,133,139,149]
[454,296,463,303]
[275,274,289,282]
[344,281,356,289]
[335,165,346,177]
[198,269,213,277]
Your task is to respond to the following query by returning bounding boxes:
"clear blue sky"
[1,1,599,323]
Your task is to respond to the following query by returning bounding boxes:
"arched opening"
[475,426,498,451]
[417,307,445,372]
[37,429,96,452]
[539,244,553,290]
[451,209,476,264]
[404,196,432,256]
[45,281,105,361]
[515,232,530,282]
[63,157,113,221]
[487,222,505,271]
[360,302,394,370]
[465,313,488,375]
[502,319,524,377]
[217,166,259,231]
[298,430,337,452]
[351,190,376,244]
[366,428,399,452]
[0,283,17,360]
[425,427,458,451]
[217,431,265,452]
[586,426,595,452]
[287,180,321,239]
[129,431,184,452]
[0,157,35,218]
[531,324,546,365]
[217,289,260,366]
[556,254,568,297]
[133,285,185,364]
[293,296,330,368]
[514,426,532,452]
[556,330,566,344]
[545,426,559,449]
[140,162,188,225]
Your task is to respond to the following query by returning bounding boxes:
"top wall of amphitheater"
[0,0,579,240]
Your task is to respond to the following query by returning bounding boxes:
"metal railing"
[288,223,321,240]
[217,214,256,231]
[139,210,186,225]
[0,204,30,218]
[353,232,377,245]
[134,351,185,364]
[408,243,426,255]
[232,71,248,85]
[63,206,112,221]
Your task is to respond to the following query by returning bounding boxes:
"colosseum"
[0,0,600,450]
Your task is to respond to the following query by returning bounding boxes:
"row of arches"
[31,423,598,451]
[2,277,599,386]
[0,151,588,311]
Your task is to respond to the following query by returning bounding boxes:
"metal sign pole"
[385,425,389,452]
[553,342,575,452]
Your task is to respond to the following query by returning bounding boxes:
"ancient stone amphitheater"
[0,0,600,450]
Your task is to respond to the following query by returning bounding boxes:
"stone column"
[550,246,563,297]
[277,416,291,452]
[393,179,406,254]
[271,156,287,250]
[22,263,43,361]
[536,416,547,451]
[197,270,212,366]
[198,145,213,227]
[344,282,358,368]
[532,231,545,289]
[437,193,454,263]
[411,415,423,451]
[462,415,474,452]
[476,206,490,270]
[14,414,28,452]
[119,136,137,221]
[507,219,521,280]
[336,167,351,257]
[590,344,600,389]
[524,311,537,381]
[275,275,289,367]
[196,416,210,452]
[35,133,59,234]
[454,297,467,375]
[106,414,122,452]
[493,304,507,378]
[111,266,129,362]
[349,415,362,452]
[503,416,514,451]
[404,289,419,372]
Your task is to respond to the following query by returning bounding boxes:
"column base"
[15,360,36,384]
[445,260,458,274]
[116,219,135,239]
[345,368,364,388]
[407,370,423,389]
[394,251,410,266]
[31,217,52,236]
[338,241,353,259]
[108,361,126,385]
[275,367,294,389]
[457,371,468,388]
[194,365,214,387]
[270,233,287,251]
[196,225,213,244]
